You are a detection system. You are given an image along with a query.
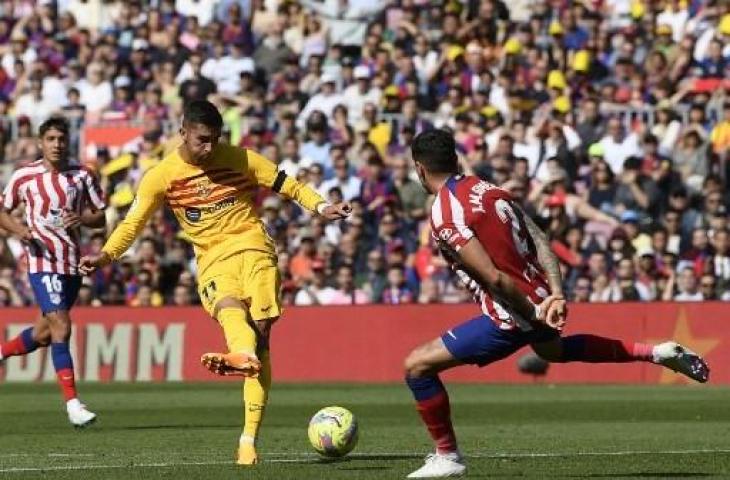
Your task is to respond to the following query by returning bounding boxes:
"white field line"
[0,449,729,473]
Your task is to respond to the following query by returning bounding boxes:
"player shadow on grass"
[112,424,233,430]
[562,473,711,478]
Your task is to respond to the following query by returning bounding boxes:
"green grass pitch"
[1,383,729,479]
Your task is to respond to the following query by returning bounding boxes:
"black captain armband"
[272,171,287,192]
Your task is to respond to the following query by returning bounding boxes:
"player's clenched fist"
[319,202,352,221]
[536,294,568,331]
[545,295,568,331]
[78,252,111,275]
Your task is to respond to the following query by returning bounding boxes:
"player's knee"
[213,297,246,317]
[404,349,431,378]
[33,330,51,346]
[252,317,275,337]
[46,312,71,340]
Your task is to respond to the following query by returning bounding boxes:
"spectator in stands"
[360,150,397,221]
[4,115,38,165]
[294,260,334,306]
[699,274,718,301]
[381,265,415,305]
[178,52,217,105]
[320,265,369,305]
[289,228,317,284]
[299,111,332,172]
[667,267,704,302]
[598,117,641,175]
[171,284,194,306]
[572,276,592,303]
[319,148,361,202]
[77,63,113,115]
[393,157,428,224]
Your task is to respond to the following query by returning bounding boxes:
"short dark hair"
[39,117,69,138]
[183,100,223,130]
[410,129,458,174]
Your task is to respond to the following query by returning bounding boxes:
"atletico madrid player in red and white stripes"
[0,117,106,428]
[403,129,710,478]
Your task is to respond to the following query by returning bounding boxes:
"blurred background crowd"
[0,0,729,308]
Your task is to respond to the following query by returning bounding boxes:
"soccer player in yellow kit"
[79,100,350,464]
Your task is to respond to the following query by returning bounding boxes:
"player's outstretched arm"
[317,202,352,220]
[78,251,112,275]
[245,149,351,220]
[456,238,558,327]
[79,168,164,275]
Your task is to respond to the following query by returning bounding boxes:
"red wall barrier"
[0,303,726,384]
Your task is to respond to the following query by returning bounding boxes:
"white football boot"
[653,342,710,383]
[67,399,97,428]
[407,451,466,478]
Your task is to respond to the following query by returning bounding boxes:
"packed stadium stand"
[0,0,729,308]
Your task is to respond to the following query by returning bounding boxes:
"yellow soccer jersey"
[102,143,326,277]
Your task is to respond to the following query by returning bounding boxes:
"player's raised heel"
[237,444,259,465]
[407,452,466,478]
[654,342,710,383]
[200,352,261,378]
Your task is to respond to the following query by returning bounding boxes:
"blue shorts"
[28,273,82,315]
[442,314,559,367]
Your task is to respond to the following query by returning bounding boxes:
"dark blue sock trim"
[20,327,39,352]
[405,375,445,401]
[51,342,74,371]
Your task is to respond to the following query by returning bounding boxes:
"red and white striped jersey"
[1,160,106,275]
[430,174,550,330]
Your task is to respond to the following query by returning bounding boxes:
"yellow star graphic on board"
[647,308,720,384]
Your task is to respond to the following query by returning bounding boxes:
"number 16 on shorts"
[28,273,82,315]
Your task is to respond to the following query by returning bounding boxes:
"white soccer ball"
[307,406,359,458]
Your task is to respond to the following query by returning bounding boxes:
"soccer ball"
[307,406,359,458]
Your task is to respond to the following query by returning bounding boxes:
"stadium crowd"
[0,0,729,308]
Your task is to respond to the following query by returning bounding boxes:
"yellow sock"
[242,349,271,444]
[218,307,257,355]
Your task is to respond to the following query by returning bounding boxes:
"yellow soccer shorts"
[198,250,282,321]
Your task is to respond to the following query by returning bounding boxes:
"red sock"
[1,327,38,357]
[56,368,78,402]
[415,391,458,454]
[562,334,654,362]
[1,336,28,357]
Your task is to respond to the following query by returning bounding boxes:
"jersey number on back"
[494,199,542,283]
[494,199,529,256]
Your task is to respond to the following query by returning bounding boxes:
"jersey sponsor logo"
[200,196,236,214]
[50,293,61,305]
[45,209,65,228]
[185,207,202,222]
